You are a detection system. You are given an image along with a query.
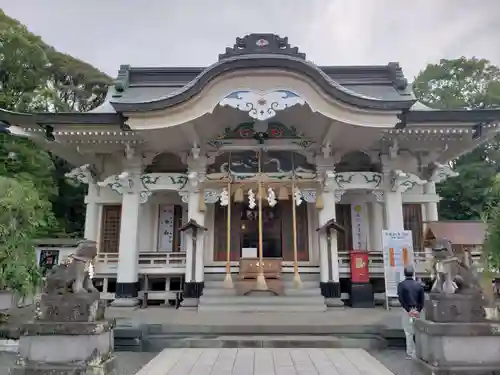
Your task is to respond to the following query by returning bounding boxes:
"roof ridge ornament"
[219,34,306,61]
[387,62,408,91]
[113,65,130,97]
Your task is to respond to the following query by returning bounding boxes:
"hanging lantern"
[278,185,289,200]
[234,186,244,203]
[315,187,324,209]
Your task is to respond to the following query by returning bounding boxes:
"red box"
[349,250,370,283]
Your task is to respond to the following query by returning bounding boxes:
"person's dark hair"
[404,266,414,278]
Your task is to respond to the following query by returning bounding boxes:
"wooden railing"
[95,252,186,274]
[336,250,483,276]
[35,239,483,278]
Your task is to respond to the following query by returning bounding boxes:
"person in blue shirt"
[397,266,425,359]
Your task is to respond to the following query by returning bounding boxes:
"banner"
[382,230,414,297]
[350,202,367,249]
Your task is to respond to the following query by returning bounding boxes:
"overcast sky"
[1,0,499,80]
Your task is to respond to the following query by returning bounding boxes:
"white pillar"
[83,183,99,241]
[318,188,342,306]
[384,191,404,231]
[184,191,206,283]
[113,192,141,306]
[369,202,384,251]
[424,182,439,222]
[318,190,338,283]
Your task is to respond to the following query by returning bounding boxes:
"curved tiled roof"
[107,34,417,113]
[2,34,499,130]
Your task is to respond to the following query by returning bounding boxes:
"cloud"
[1,0,499,79]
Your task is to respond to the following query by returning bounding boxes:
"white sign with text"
[382,230,415,298]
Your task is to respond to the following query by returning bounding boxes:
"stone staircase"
[198,273,326,312]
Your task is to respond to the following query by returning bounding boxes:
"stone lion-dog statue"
[44,240,98,294]
[430,237,482,295]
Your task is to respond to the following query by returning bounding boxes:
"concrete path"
[135,348,395,375]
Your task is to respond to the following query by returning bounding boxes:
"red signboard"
[349,250,370,283]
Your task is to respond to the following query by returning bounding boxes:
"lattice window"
[403,204,423,251]
[100,205,121,253]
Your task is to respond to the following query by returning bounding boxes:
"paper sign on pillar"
[382,230,415,298]
[350,202,368,249]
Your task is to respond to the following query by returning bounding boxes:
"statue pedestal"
[11,292,116,375]
[415,293,500,374]
[424,292,486,323]
[415,319,500,375]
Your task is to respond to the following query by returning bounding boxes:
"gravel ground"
[0,351,157,375]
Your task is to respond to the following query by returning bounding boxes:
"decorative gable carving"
[219,34,306,60]
[207,122,314,149]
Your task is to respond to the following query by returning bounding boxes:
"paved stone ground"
[107,307,403,330]
[0,349,425,374]
[134,348,417,375]
[371,350,425,375]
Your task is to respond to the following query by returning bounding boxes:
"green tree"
[413,57,500,220]
[0,177,46,296]
[0,9,111,236]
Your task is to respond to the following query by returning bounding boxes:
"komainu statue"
[426,236,487,323]
[44,239,98,294]
[430,237,483,295]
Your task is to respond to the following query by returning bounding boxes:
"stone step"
[203,280,319,289]
[203,273,320,282]
[201,287,321,297]
[199,295,325,306]
[140,335,386,351]
[198,304,327,312]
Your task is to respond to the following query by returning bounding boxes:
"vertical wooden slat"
[213,202,241,261]
[296,203,309,261]
[281,201,294,261]
[100,205,121,253]
[230,203,242,261]
[403,204,423,251]
[336,204,353,250]
[213,203,227,261]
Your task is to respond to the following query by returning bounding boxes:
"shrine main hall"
[2,34,499,311]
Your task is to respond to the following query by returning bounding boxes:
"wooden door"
[403,204,423,251]
[213,202,242,261]
[281,201,309,261]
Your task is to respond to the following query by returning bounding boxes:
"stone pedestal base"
[415,319,500,375]
[111,298,140,307]
[12,320,116,375]
[388,298,401,308]
[425,292,485,323]
[40,292,105,322]
[349,282,374,308]
[10,356,116,375]
[184,282,204,298]
[320,282,344,307]
[181,297,199,308]
[325,298,344,307]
